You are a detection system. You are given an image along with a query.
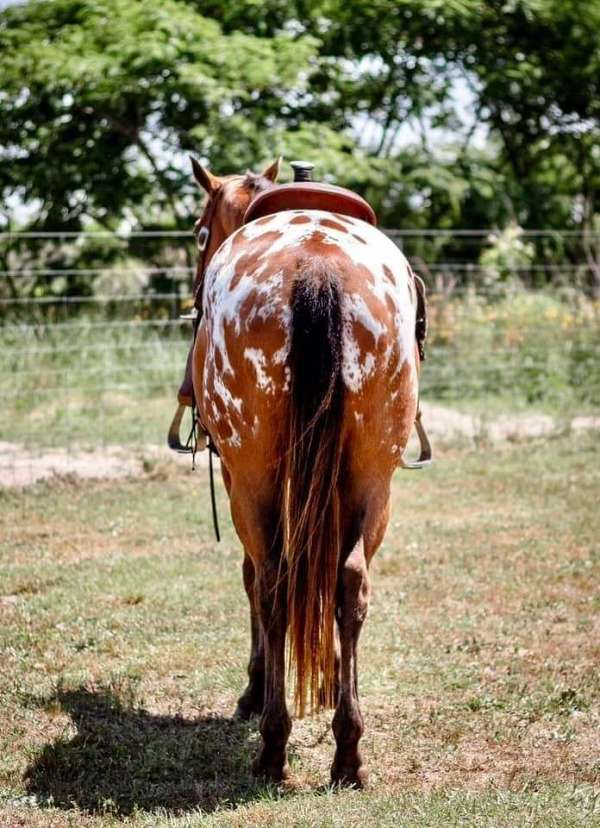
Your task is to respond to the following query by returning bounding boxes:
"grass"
[423,290,600,413]
[1,431,598,826]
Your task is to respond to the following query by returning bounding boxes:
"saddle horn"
[290,160,315,182]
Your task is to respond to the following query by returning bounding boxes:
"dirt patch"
[420,403,600,443]
[0,441,202,488]
[1,405,598,488]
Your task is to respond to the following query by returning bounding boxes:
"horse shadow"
[24,686,277,816]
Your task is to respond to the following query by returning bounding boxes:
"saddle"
[244,182,377,226]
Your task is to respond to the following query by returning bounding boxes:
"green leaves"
[0,0,320,230]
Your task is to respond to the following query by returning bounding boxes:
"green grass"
[1,431,598,826]
[0,320,189,446]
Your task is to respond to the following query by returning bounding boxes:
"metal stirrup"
[167,403,208,454]
[399,408,432,470]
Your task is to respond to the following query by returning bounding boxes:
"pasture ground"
[1,431,598,827]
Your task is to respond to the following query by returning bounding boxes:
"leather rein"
[179,193,222,542]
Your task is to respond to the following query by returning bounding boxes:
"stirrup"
[167,403,208,454]
[399,408,432,470]
[179,307,198,322]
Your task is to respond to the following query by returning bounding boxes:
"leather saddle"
[244,182,377,226]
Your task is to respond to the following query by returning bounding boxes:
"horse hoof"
[234,700,260,720]
[234,702,252,720]
[252,751,291,783]
[234,691,263,720]
[330,763,368,789]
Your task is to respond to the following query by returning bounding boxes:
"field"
[2,276,599,825]
[1,430,598,827]
[2,0,600,822]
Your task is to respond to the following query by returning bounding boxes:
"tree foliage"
[0,0,598,254]
[0,0,321,229]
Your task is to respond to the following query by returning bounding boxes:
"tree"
[1,0,598,287]
[0,0,328,230]
[197,1,599,226]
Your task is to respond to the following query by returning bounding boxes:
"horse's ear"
[261,157,282,182]
[190,157,221,195]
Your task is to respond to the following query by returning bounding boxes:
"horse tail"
[282,258,345,717]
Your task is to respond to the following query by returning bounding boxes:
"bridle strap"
[192,191,221,311]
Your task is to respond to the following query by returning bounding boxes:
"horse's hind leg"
[331,540,371,787]
[222,468,264,720]
[235,553,264,719]
[252,552,291,782]
[229,484,290,780]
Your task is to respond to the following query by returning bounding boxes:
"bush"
[422,290,600,411]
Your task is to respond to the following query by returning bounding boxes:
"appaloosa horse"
[187,158,428,787]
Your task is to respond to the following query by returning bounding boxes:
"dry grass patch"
[0,432,598,826]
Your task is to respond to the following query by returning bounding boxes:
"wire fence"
[1,229,599,486]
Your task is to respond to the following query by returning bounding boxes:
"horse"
[187,157,428,787]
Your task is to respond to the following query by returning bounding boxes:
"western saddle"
[244,181,377,227]
[168,161,430,470]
